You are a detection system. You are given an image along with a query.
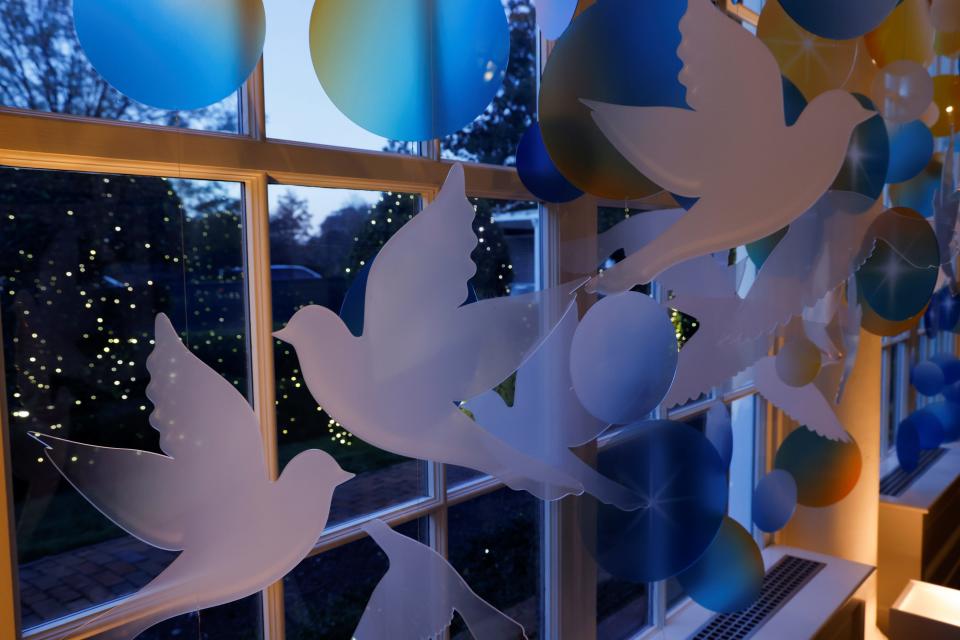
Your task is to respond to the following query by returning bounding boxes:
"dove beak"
[337,470,355,485]
[273,327,293,344]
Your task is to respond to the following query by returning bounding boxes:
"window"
[0,168,256,632]
[0,2,768,639]
[0,0,239,131]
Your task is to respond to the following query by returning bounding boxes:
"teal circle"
[857,209,939,322]
[887,121,935,184]
[73,0,266,110]
[310,0,510,141]
[677,517,764,613]
[830,95,890,201]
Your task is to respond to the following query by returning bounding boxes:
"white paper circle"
[871,61,934,125]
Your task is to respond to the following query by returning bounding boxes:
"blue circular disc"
[570,293,678,425]
[912,408,946,449]
[912,361,946,396]
[591,420,728,583]
[925,289,960,335]
[753,470,798,533]
[887,121,935,184]
[830,95,890,201]
[897,417,921,472]
[310,0,510,141]
[944,381,960,404]
[779,0,899,40]
[73,0,266,110]
[517,123,583,203]
[924,400,960,442]
[932,352,960,384]
[677,517,764,613]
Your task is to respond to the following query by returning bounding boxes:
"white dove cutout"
[464,303,642,509]
[276,164,591,503]
[353,519,527,640]
[752,356,849,442]
[31,314,352,640]
[583,0,875,294]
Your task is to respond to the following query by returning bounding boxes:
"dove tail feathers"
[453,579,529,640]
[561,450,646,511]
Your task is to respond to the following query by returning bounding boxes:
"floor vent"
[880,448,948,497]
[690,555,825,640]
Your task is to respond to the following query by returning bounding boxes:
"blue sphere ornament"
[925,289,960,336]
[677,517,764,613]
[310,0,510,140]
[779,0,899,40]
[912,361,946,396]
[73,0,266,110]
[897,417,921,472]
[570,293,678,425]
[516,123,583,203]
[753,470,798,533]
[887,121,935,184]
[589,420,728,583]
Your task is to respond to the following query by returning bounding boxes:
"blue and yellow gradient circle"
[677,517,764,613]
[73,0,265,111]
[775,426,862,508]
[309,0,510,141]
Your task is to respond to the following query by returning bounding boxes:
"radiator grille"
[690,555,825,640]
[880,448,948,497]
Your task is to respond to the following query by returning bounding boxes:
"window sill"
[880,444,960,512]
[634,546,874,639]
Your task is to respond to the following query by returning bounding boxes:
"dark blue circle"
[592,420,728,583]
[830,95,890,201]
[887,121,935,184]
[517,123,584,203]
[925,289,960,336]
[944,382,960,404]
[782,76,807,126]
[779,0,899,40]
[926,400,960,441]
[912,361,946,397]
[897,417,921,472]
[912,408,946,449]
[932,352,960,384]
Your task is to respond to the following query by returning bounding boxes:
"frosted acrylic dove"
[277,164,592,502]
[354,519,527,640]
[584,0,875,293]
[32,314,352,640]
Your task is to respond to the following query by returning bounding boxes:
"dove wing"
[364,174,579,398]
[33,434,188,551]
[146,314,268,481]
[678,0,784,129]
[467,304,608,453]
[753,357,849,441]
[586,102,708,197]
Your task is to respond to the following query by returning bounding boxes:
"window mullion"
[0,309,20,640]
[241,173,284,640]
[240,58,267,141]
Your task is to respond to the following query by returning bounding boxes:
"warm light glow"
[895,580,960,628]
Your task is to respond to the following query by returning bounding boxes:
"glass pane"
[262,0,412,153]
[283,519,428,639]
[139,595,262,640]
[729,396,758,532]
[1,168,249,628]
[268,185,429,525]
[448,489,541,639]
[447,196,540,489]
[441,0,537,166]
[597,574,648,640]
[0,0,239,131]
